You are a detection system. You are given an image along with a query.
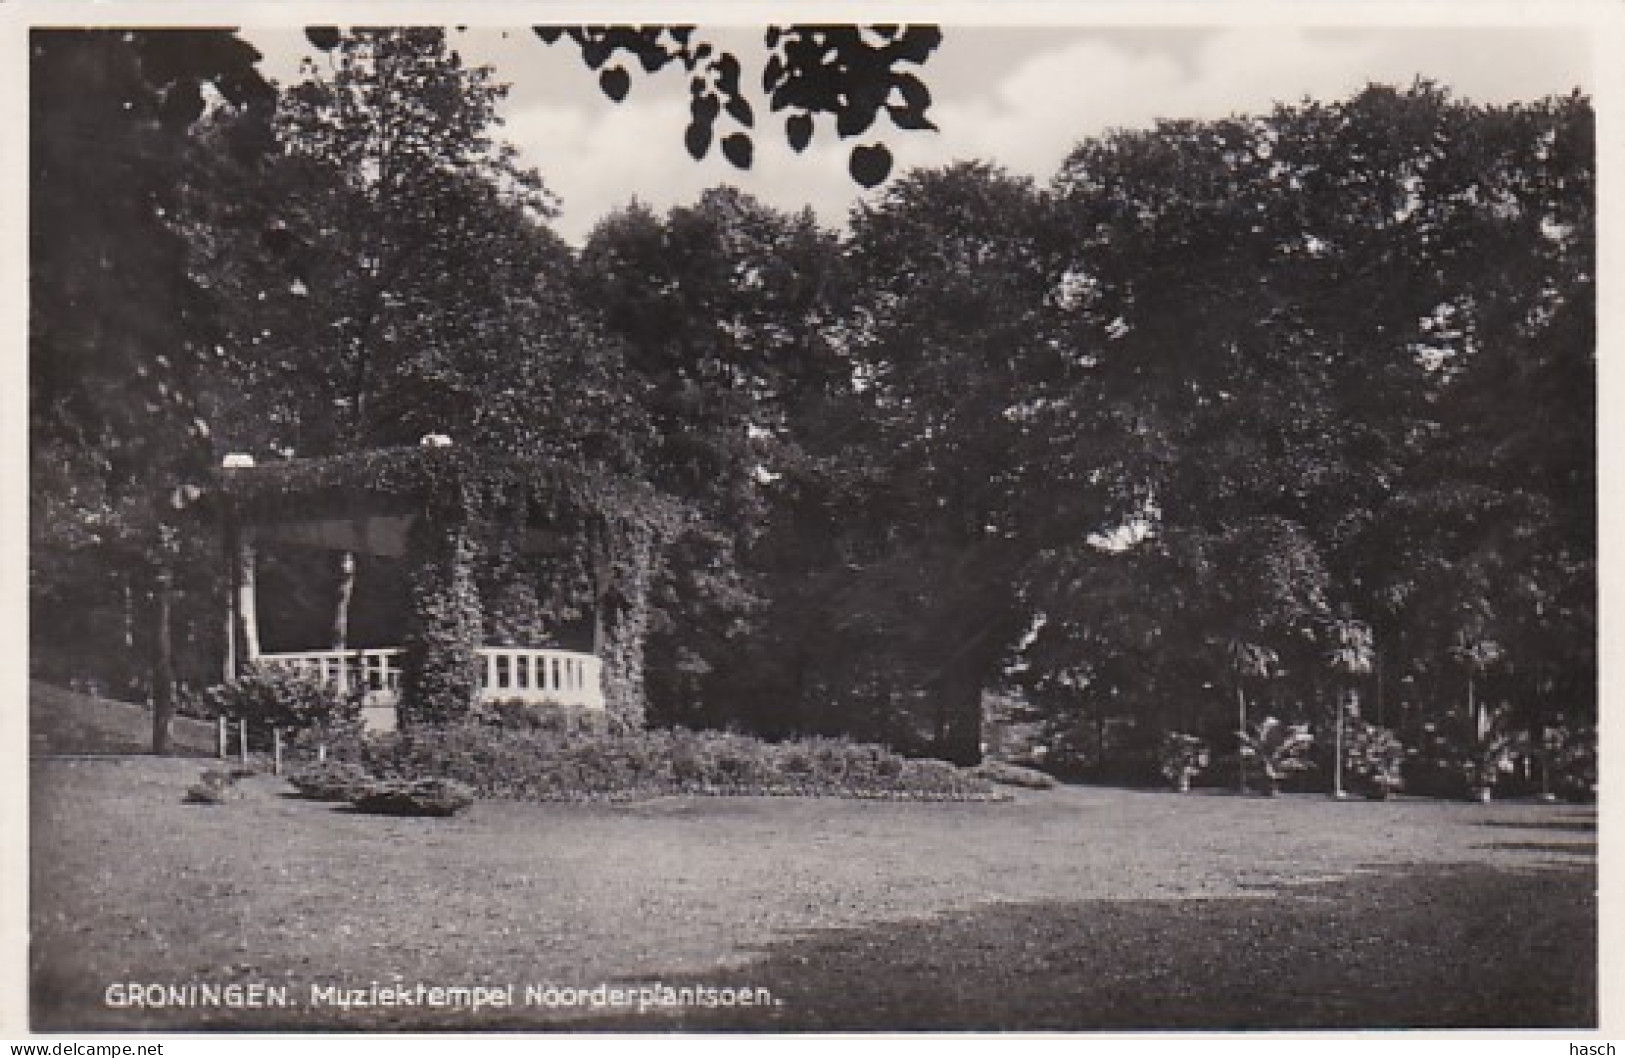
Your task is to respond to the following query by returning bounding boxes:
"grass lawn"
[28,681,217,758]
[30,754,1595,1032]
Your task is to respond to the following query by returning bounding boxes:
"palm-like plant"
[1237,716,1314,796]
[1159,732,1211,792]
[1226,639,1281,793]
[1326,616,1374,799]
[1451,632,1504,740]
[1342,721,1405,799]
[1463,733,1520,800]
[1459,705,1521,802]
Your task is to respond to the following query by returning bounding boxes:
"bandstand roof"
[214,445,567,557]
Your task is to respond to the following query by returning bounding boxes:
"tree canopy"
[29,28,1593,768]
[30,30,275,729]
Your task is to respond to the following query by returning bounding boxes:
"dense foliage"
[398,507,485,726]
[1238,718,1316,792]
[31,28,1593,776]
[30,30,275,747]
[198,664,362,738]
[1338,722,1408,798]
[1159,733,1211,791]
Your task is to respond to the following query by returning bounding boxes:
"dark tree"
[577,188,854,729]
[30,29,273,750]
[1037,83,1594,750]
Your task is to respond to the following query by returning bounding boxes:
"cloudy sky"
[231,22,1593,244]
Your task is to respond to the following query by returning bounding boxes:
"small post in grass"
[273,727,283,776]
[1333,690,1346,800]
[1236,685,1248,795]
[318,742,328,763]
[238,718,249,767]
[217,716,227,760]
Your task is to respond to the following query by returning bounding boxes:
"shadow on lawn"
[28,849,1596,1033]
[1477,817,1596,833]
[1475,840,1597,858]
[578,862,1597,1033]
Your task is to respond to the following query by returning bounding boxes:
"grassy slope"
[29,756,1596,1032]
[30,681,217,757]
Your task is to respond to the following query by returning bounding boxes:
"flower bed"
[295,725,1004,802]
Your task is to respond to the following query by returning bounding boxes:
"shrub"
[780,745,814,777]
[286,719,372,763]
[1340,722,1406,797]
[350,777,474,817]
[1158,732,1211,791]
[1464,735,1521,793]
[811,738,852,783]
[184,768,238,805]
[710,737,769,786]
[286,759,376,801]
[200,665,363,743]
[1408,712,1522,798]
[977,760,1058,789]
[839,742,885,785]
[470,697,618,735]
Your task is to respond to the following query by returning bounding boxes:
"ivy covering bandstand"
[215,442,677,731]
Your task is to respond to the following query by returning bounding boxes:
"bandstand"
[215,443,610,731]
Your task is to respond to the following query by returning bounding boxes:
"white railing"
[260,646,606,720]
[474,646,603,710]
[263,647,403,703]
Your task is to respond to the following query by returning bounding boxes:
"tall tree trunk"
[1333,687,1350,798]
[1374,644,1385,729]
[931,653,985,766]
[151,569,174,755]
[236,535,261,665]
[591,586,609,658]
[937,681,983,766]
[1236,683,1248,793]
[122,574,138,696]
[331,551,356,651]
[589,524,613,657]
[122,575,135,650]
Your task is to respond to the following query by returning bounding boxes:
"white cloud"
[884,25,1588,197]
[244,25,1591,244]
[505,79,881,243]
